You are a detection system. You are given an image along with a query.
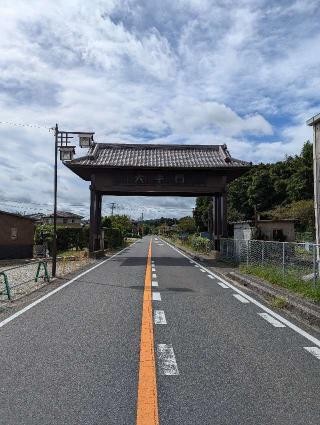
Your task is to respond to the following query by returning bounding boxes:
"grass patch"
[240,264,320,303]
[271,296,288,309]
[57,249,86,257]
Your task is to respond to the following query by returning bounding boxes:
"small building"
[233,219,295,242]
[0,211,35,259]
[41,211,83,228]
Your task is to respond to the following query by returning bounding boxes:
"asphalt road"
[0,236,320,424]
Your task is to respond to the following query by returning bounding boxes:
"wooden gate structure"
[65,143,250,252]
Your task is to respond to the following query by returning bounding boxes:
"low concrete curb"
[164,238,320,329]
[226,271,320,328]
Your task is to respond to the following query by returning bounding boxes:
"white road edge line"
[157,344,179,375]
[152,281,159,287]
[154,310,167,325]
[0,242,137,329]
[304,347,320,359]
[152,292,161,301]
[233,294,250,304]
[258,313,286,328]
[207,275,214,279]
[160,238,320,349]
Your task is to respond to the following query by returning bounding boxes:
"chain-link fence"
[220,239,320,287]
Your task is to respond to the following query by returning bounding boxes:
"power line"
[0,121,52,131]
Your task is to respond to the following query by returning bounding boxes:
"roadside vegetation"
[240,264,320,303]
[35,214,143,255]
[168,233,212,254]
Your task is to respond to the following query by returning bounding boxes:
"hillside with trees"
[193,141,314,234]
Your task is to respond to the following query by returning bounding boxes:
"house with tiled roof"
[41,211,84,228]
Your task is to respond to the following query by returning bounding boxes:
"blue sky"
[0,0,319,219]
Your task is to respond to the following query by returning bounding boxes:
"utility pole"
[307,114,320,280]
[307,114,320,247]
[52,124,58,277]
[141,212,144,236]
[110,202,116,216]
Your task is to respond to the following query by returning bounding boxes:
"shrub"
[189,235,212,253]
[125,232,142,239]
[104,227,124,248]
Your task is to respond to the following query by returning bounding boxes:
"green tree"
[193,197,212,231]
[194,140,314,229]
[177,216,196,233]
[109,214,132,234]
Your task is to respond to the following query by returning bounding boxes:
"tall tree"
[194,140,314,226]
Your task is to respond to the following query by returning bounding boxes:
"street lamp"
[79,133,94,148]
[52,124,94,277]
[59,146,76,161]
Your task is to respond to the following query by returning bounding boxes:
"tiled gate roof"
[68,143,250,169]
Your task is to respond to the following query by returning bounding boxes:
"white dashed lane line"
[258,313,286,328]
[152,292,161,301]
[304,347,320,360]
[152,281,158,287]
[216,281,229,289]
[154,310,167,325]
[152,273,157,279]
[161,238,320,358]
[157,344,179,375]
[233,294,250,304]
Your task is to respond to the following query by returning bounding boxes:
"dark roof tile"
[68,143,250,169]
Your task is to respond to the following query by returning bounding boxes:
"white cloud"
[0,0,319,217]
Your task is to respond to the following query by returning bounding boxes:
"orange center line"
[136,240,159,425]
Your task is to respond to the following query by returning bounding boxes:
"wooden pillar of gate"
[89,187,102,252]
[221,191,228,238]
[213,192,227,250]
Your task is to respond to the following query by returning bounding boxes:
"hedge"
[104,227,124,249]
[35,225,89,253]
[35,224,125,252]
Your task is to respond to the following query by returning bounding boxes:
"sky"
[0,0,319,219]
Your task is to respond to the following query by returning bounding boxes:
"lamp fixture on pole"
[51,125,95,277]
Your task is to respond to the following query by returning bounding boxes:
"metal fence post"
[246,240,249,266]
[313,244,317,287]
[0,272,11,301]
[282,242,285,277]
[35,261,50,283]
[261,240,264,265]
